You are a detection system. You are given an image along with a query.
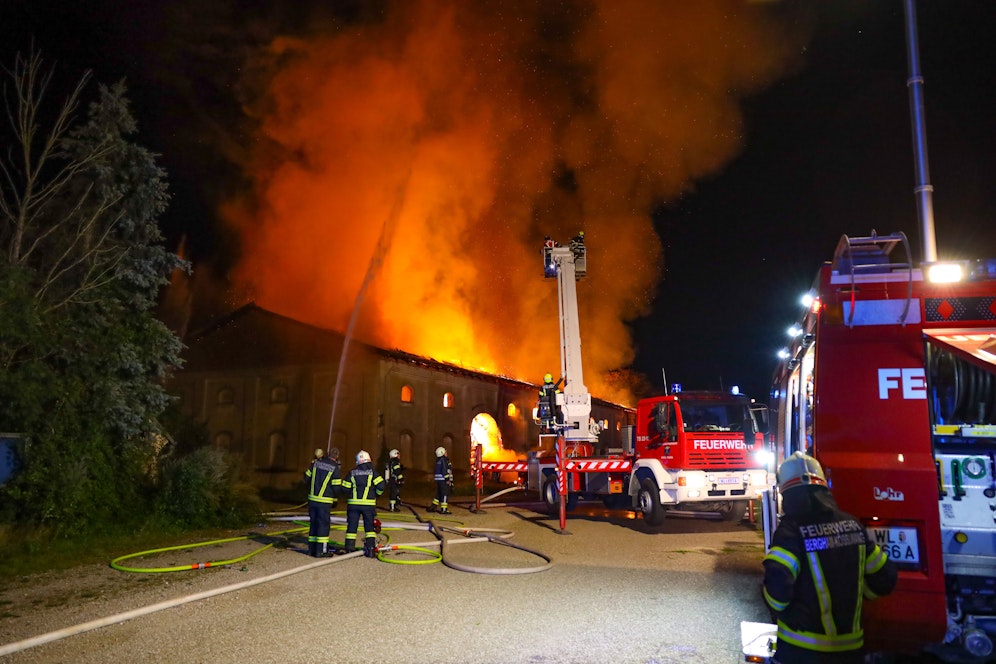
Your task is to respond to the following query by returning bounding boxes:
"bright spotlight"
[927,262,965,284]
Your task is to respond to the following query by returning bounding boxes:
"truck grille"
[687,450,747,468]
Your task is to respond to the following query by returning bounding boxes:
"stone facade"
[167,304,633,490]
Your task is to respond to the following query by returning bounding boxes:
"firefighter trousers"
[307,501,332,557]
[345,504,377,555]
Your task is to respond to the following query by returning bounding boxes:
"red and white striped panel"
[565,459,632,472]
[480,461,529,472]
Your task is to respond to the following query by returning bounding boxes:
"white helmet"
[777,451,828,493]
[314,448,324,459]
[356,450,371,464]
[435,446,446,458]
[389,449,400,458]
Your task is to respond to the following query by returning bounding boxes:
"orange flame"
[220,1,802,406]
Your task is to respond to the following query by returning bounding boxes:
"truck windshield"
[681,401,751,432]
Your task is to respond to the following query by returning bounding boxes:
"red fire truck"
[767,231,996,660]
[528,388,772,524]
[482,235,772,524]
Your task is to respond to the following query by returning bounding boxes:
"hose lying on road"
[0,550,365,658]
[0,504,552,657]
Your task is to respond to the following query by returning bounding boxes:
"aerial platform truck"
[477,236,773,527]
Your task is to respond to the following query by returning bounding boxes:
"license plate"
[717,477,740,485]
[867,526,920,565]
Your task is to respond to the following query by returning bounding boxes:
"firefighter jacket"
[385,458,404,485]
[341,462,385,506]
[763,487,897,655]
[305,457,342,504]
[434,455,453,485]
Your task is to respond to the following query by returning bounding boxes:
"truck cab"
[629,390,772,524]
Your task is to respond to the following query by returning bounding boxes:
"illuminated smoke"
[221,0,802,405]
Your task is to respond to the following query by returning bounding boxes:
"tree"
[0,51,187,533]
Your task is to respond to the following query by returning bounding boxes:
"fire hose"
[0,504,553,657]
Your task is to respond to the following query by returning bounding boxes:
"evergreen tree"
[0,51,187,533]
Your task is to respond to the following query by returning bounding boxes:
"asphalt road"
[1,500,772,663]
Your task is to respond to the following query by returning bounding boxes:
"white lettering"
[873,486,905,502]
[878,368,900,399]
[902,368,926,399]
[692,439,748,450]
[878,368,926,400]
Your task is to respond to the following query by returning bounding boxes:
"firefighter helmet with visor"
[777,451,828,493]
[356,450,371,464]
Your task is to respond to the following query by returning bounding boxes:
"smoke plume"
[220,0,802,404]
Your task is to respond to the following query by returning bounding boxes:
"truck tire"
[638,478,665,526]
[542,477,578,514]
[719,501,746,522]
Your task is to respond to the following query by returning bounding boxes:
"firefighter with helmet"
[763,451,897,663]
[427,446,453,514]
[538,372,560,430]
[304,447,342,557]
[340,450,385,557]
[384,448,405,512]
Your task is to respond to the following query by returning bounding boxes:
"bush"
[153,446,261,528]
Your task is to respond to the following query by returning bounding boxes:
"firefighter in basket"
[537,372,561,431]
[762,452,897,663]
[384,448,405,512]
[427,446,453,514]
[340,450,385,557]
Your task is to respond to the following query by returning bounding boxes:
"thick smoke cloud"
[218,0,803,404]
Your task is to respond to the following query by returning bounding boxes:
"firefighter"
[762,451,897,663]
[340,450,385,557]
[538,373,560,430]
[384,448,405,512]
[427,446,453,514]
[304,447,342,557]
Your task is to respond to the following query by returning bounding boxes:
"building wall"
[168,306,634,491]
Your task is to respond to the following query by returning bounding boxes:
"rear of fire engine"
[757,5,996,661]
[768,231,996,661]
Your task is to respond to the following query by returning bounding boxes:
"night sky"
[4,1,996,405]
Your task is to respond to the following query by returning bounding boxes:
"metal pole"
[904,0,938,263]
[557,434,567,532]
[473,444,483,513]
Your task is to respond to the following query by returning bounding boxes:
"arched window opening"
[217,386,235,405]
[270,385,289,403]
[400,385,414,403]
[443,392,455,408]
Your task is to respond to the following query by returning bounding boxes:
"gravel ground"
[0,501,770,663]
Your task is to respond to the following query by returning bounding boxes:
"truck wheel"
[542,477,578,513]
[719,501,746,522]
[638,478,665,526]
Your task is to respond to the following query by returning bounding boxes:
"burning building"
[167,303,633,490]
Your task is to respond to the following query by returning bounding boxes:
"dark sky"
[4,1,996,404]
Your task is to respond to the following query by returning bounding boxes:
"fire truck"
[510,236,772,524]
[767,230,996,660]
[531,388,772,524]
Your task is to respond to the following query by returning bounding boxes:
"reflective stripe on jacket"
[434,456,453,482]
[305,458,342,503]
[342,462,385,506]
[762,494,897,655]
